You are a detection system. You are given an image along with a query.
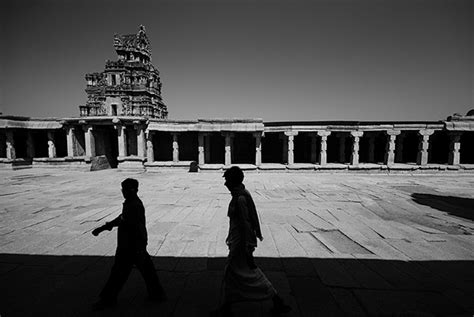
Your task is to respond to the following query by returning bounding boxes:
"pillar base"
[32,157,71,168]
[0,158,33,170]
[117,156,146,171]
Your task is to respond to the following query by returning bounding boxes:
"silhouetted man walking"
[92,178,165,310]
[214,166,291,316]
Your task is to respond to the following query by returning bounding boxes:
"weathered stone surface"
[0,169,473,316]
[90,155,111,171]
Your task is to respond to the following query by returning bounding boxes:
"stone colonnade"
[1,117,473,169]
[140,128,468,167]
[2,129,62,160]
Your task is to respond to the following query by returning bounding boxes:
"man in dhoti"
[216,166,292,316]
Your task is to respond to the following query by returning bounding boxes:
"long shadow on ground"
[412,193,474,221]
[0,254,473,316]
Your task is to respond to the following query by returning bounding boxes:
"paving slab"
[0,169,473,316]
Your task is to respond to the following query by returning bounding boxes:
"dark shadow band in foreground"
[0,254,473,316]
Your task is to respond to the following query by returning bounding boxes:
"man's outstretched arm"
[92,215,122,236]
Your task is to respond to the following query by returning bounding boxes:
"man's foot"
[91,298,117,311]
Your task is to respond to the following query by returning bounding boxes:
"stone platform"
[0,169,473,316]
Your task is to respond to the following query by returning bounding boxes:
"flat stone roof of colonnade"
[2,114,474,131]
[264,120,445,132]
[147,118,265,132]
[0,115,63,129]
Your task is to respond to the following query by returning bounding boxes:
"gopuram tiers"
[79,25,168,119]
[0,26,473,172]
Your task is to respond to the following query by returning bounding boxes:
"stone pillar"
[350,131,364,165]
[136,125,146,158]
[26,131,35,158]
[146,130,154,163]
[368,135,375,163]
[254,132,262,166]
[317,130,331,166]
[204,134,211,163]
[310,133,318,163]
[285,131,297,165]
[395,133,405,163]
[384,130,401,165]
[6,130,16,160]
[448,132,462,165]
[83,125,95,157]
[417,129,434,165]
[224,133,233,166]
[198,133,205,165]
[115,125,127,157]
[339,134,346,163]
[66,127,75,157]
[47,131,56,158]
[172,133,179,163]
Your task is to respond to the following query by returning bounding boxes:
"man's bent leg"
[100,253,134,301]
[135,250,166,299]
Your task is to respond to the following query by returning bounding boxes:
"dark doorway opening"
[179,132,198,161]
[74,130,86,157]
[294,133,314,163]
[14,130,28,158]
[208,133,225,164]
[126,128,137,156]
[460,132,474,164]
[262,133,283,163]
[155,132,172,161]
[32,130,48,158]
[54,130,68,158]
[428,131,449,164]
[232,133,255,164]
[398,131,418,163]
[94,126,119,168]
[0,130,6,158]
[374,133,387,164]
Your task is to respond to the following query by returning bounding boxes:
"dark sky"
[1,0,472,121]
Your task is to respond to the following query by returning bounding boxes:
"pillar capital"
[418,129,434,137]
[252,131,263,138]
[284,131,298,137]
[81,124,93,132]
[385,130,401,136]
[134,123,146,131]
[350,131,364,138]
[317,130,331,137]
[145,129,154,139]
[114,122,125,130]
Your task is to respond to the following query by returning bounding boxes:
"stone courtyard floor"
[0,168,473,316]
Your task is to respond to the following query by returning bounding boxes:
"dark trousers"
[100,249,165,301]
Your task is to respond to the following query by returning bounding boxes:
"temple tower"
[79,25,168,118]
